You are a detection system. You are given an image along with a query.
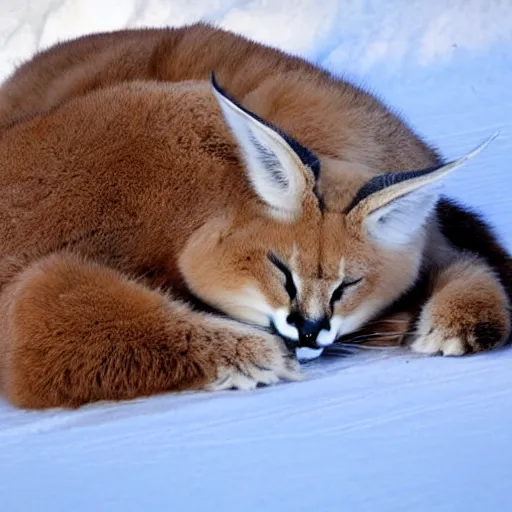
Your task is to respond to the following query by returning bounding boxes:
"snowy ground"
[1,1,512,511]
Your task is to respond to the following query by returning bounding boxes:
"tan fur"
[0,24,436,171]
[412,256,510,355]
[0,252,298,408]
[0,23,509,409]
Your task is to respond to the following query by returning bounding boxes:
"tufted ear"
[211,73,319,220]
[344,134,498,248]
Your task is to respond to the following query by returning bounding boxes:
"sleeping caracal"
[0,23,509,409]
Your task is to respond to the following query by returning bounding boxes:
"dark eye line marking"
[267,252,297,301]
[330,277,363,306]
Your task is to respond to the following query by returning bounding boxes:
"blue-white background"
[1,2,511,511]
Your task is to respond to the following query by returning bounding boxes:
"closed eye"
[330,278,362,307]
[267,252,297,301]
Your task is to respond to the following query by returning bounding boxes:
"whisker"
[323,347,361,356]
[343,329,421,342]
[322,346,357,357]
[324,342,397,354]
[337,343,395,352]
[365,318,412,325]
[339,331,412,343]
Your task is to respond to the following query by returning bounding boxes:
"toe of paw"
[471,322,508,352]
[410,328,469,356]
[411,320,509,357]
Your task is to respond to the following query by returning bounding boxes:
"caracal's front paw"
[206,334,302,391]
[410,285,510,356]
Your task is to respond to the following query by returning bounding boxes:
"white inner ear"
[213,87,307,219]
[365,184,440,247]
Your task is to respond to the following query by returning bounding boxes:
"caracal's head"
[180,75,493,360]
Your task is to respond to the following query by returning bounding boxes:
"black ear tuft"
[343,163,444,214]
[210,71,320,179]
[343,133,498,215]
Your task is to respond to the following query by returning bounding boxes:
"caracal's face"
[180,166,424,360]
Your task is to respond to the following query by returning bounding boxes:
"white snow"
[1,1,512,511]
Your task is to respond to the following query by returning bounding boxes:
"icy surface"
[1,1,511,511]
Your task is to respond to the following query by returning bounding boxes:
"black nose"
[287,314,330,348]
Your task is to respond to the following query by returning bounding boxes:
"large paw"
[206,335,302,391]
[410,290,510,356]
[410,325,496,356]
